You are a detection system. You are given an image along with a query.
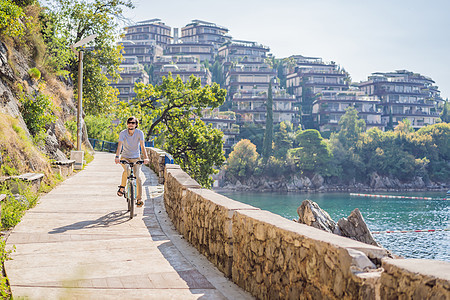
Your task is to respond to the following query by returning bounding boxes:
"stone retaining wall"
[381,259,450,299]
[146,148,450,299]
[146,147,166,184]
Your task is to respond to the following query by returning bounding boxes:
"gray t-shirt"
[119,129,145,159]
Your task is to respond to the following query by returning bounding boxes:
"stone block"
[70,150,84,170]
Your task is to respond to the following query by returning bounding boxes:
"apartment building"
[200,108,239,154]
[181,20,231,50]
[153,55,212,86]
[219,40,272,97]
[166,42,215,62]
[123,19,172,48]
[218,40,300,125]
[312,90,383,132]
[232,87,300,125]
[286,55,349,129]
[358,70,443,129]
[120,40,163,65]
[110,56,149,103]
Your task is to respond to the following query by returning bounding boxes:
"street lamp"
[69,34,98,151]
[69,34,97,169]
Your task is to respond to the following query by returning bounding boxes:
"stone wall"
[145,147,166,184]
[146,147,450,299]
[232,210,386,299]
[381,259,450,299]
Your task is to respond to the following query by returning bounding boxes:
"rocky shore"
[218,172,448,193]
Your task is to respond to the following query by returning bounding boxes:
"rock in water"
[337,208,381,247]
[297,200,337,233]
[297,200,381,247]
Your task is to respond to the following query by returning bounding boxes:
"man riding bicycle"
[115,116,149,207]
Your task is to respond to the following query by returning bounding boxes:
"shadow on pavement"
[140,168,217,299]
[48,210,130,234]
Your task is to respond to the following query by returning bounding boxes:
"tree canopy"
[129,74,227,188]
[226,139,259,180]
[42,0,133,115]
[289,129,333,176]
[262,82,273,160]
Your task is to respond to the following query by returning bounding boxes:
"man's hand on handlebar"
[114,157,120,164]
[144,158,150,165]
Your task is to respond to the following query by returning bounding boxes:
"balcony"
[297,69,345,76]
[221,128,240,135]
[388,111,440,117]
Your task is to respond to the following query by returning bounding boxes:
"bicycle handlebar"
[119,160,144,166]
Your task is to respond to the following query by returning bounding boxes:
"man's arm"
[140,140,150,164]
[115,141,123,164]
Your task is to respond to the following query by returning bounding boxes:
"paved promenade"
[5,152,252,299]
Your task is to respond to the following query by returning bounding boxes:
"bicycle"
[120,160,143,219]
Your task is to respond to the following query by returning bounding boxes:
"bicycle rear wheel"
[129,182,135,219]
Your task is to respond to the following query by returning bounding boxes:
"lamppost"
[69,34,97,169]
[69,34,98,151]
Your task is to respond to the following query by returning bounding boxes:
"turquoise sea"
[218,191,450,261]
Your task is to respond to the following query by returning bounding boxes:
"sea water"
[219,191,449,261]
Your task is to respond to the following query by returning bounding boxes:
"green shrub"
[12,0,34,7]
[0,239,13,298]
[17,84,56,137]
[84,114,118,142]
[0,181,38,229]
[64,119,76,142]
[0,0,26,38]
[1,195,26,229]
[27,67,41,80]
[0,154,18,176]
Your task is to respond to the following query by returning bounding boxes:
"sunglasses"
[127,121,136,124]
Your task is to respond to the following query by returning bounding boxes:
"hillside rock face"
[0,39,89,163]
[221,172,447,192]
[296,200,381,247]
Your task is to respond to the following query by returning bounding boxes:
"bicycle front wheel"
[129,181,135,219]
[126,183,132,212]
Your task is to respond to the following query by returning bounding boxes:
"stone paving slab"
[5,152,253,300]
[11,287,228,300]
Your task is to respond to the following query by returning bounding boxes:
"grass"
[0,181,39,230]
[0,239,13,299]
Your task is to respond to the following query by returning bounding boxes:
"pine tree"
[441,101,450,123]
[386,108,394,131]
[262,82,273,160]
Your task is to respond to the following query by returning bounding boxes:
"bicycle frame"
[120,160,143,219]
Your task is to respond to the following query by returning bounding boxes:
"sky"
[121,0,450,99]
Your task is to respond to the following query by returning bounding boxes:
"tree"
[0,0,26,38]
[272,121,294,159]
[132,74,227,188]
[394,119,414,134]
[440,100,450,123]
[42,0,134,115]
[211,59,224,86]
[236,123,265,153]
[300,76,316,129]
[289,129,334,176]
[328,108,367,181]
[262,81,273,160]
[386,108,394,131]
[337,106,366,149]
[164,118,225,188]
[226,139,259,180]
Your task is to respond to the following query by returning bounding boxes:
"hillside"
[0,3,88,182]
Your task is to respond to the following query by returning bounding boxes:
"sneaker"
[136,199,143,207]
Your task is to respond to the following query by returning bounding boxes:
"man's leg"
[133,163,143,201]
[120,162,129,193]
